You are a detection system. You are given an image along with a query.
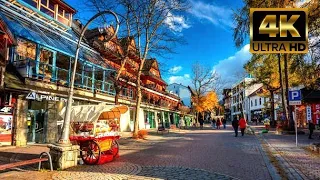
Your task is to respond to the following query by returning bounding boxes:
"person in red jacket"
[239,116,247,136]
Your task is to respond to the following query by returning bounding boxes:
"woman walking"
[216,118,221,129]
[239,116,247,136]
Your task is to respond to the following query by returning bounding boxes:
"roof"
[53,0,76,13]
[142,58,157,71]
[0,10,112,69]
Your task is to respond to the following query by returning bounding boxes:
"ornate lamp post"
[58,10,120,145]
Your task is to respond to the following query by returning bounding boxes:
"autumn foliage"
[192,91,219,113]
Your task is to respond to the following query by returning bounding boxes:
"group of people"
[211,117,227,129]
[232,116,247,137]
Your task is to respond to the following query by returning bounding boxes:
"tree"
[192,91,219,119]
[86,0,189,137]
[233,0,319,130]
[245,54,280,126]
[190,62,220,121]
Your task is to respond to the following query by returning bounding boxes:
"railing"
[13,58,116,96]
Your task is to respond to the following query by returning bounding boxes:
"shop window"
[16,39,36,60]
[15,39,36,71]
[39,48,54,78]
[56,52,70,81]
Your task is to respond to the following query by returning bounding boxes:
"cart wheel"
[111,140,119,157]
[80,140,101,165]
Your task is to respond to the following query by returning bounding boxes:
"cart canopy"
[59,104,129,123]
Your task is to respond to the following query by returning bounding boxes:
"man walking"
[309,120,315,139]
[232,117,239,137]
[222,118,227,129]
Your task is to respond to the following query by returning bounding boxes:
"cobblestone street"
[0,124,272,180]
[256,126,320,180]
[2,124,309,180]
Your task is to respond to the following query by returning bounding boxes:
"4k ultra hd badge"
[250,8,308,54]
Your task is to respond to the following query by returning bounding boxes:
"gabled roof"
[142,58,159,72]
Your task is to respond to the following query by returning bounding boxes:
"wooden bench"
[0,152,53,171]
[157,127,169,134]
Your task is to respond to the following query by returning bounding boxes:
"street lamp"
[58,10,120,145]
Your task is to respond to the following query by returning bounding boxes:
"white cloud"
[169,65,183,74]
[188,0,234,29]
[168,74,191,86]
[213,44,251,87]
[164,12,191,32]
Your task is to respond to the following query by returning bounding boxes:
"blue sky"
[65,0,252,88]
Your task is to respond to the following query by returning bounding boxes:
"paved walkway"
[253,125,320,180]
[0,125,277,179]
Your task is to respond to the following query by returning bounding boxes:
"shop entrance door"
[27,110,45,143]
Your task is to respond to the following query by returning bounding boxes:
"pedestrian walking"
[199,117,204,130]
[179,115,185,129]
[212,118,216,129]
[253,116,258,125]
[222,118,227,129]
[216,118,221,129]
[308,121,315,139]
[239,117,247,136]
[263,117,270,130]
[232,118,239,137]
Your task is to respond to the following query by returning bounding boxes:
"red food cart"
[61,104,129,165]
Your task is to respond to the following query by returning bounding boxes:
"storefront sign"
[26,91,68,102]
[306,106,312,121]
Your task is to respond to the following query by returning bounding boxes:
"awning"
[59,104,130,123]
[0,10,107,67]
[302,88,320,103]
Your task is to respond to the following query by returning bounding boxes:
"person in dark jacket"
[199,117,204,130]
[232,117,239,137]
[309,121,315,139]
[222,118,227,129]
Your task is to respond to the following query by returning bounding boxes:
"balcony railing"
[13,58,116,96]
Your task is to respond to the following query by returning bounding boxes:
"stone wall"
[13,95,28,146]
[46,101,59,143]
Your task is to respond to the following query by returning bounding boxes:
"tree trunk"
[278,54,288,127]
[133,58,145,137]
[284,54,294,131]
[114,87,120,105]
[270,90,275,127]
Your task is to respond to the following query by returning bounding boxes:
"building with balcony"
[222,89,231,121]
[0,0,184,146]
[230,77,262,121]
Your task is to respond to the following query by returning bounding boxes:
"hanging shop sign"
[306,105,312,121]
[26,91,68,102]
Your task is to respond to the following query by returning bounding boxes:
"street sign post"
[288,90,302,147]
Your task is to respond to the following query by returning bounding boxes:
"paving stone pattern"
[263,133,320,180]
